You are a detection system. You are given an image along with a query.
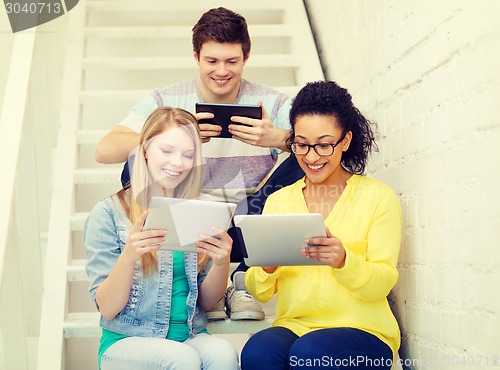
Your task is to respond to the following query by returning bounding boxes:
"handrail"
[36,2,86,368]
[0,31,36,284]
[0,31,36,370]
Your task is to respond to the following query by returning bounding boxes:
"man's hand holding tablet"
[195,102,262,141]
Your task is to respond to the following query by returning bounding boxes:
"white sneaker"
[225,286,265,321]
[205,297,227,321]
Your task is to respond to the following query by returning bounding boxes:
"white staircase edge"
[79,86,301,104]
[36,2,86,368]
[85,24,293,39]
[67,259,88,281]
[71,212,89,231]
[74,167,123,185]
[61,311,403,370]
[82,54,301,70]
[64,312,275,338]
[86,1,289,12]
[0,33,36,281]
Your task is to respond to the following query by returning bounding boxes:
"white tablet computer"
[233,213,327,266]
[144,197,237,252]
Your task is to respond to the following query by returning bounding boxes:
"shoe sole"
[205,312,228,321]
[228,311,265,321]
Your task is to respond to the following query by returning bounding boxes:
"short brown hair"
[192,7,251,59]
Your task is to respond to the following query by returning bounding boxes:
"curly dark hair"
[192,7,251,59]
[286,81,377,174]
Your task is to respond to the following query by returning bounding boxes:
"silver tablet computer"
[144,197,237,252]
[234,213,327,266]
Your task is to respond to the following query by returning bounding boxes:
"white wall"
[305,0,500,368]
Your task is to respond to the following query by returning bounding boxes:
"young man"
[96,7,303,320]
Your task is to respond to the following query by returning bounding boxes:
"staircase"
[35,1,323,369]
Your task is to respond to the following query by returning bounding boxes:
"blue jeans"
[241,327,393,370]
[100,333,239,370]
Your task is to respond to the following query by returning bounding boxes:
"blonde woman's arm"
[90,211,165,320]
[196,227,232,311]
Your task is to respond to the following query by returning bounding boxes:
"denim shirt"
[84,193,209,338]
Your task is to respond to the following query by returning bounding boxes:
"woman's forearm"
[95,254,136,320]
[197,259,230,311]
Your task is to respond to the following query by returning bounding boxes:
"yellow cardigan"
[244,174,402,354]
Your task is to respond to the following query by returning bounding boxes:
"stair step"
[80,86,300,104]
[207,316,274,335]
[64,312,274,338]
[64,312,101,338]
[74,168,122,185]
[80,90,150,103]
[77,129,107,144]
[71,212,89,231]
[67,259,88,281]
[63,311,402,369]
[85,24,293,39]
[82,55,300,70]
[86,1,289,13]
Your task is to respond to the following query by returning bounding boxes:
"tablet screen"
[195,103,262,139]
[234,213,327,266]
[144,197,237,252]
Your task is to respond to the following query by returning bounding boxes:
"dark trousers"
[241,326,393,370]
[121,153,305,279]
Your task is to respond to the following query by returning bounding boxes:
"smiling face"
[195,41,248,104]
[293,114,351,186]
[144,126,196,196]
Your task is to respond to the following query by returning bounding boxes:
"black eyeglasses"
[291,132,346,157]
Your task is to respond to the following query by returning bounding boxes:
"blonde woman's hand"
[195,226,232,266]
[301,227,346,268]
[122,210,166,265]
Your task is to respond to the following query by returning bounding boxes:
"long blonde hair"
[118,107,208,276]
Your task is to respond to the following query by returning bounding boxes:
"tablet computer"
[144,197,237,252]
[195,102,262,139]
[233,214,327,266]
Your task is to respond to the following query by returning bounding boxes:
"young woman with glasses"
[241,81,402,370]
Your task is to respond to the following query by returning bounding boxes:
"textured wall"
[305,1,500,368]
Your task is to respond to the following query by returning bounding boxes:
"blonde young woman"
[84,107,239,370]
